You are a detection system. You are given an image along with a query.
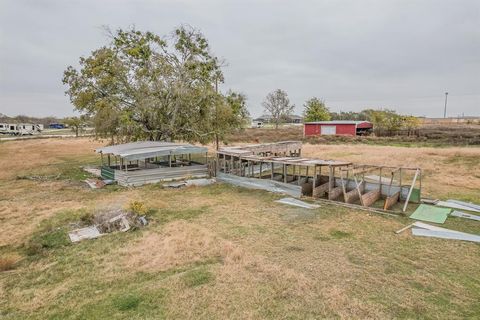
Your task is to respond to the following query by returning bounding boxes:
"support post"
[402,169,420,212]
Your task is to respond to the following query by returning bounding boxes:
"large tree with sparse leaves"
[63,26,248,144]
[262,89,294,129]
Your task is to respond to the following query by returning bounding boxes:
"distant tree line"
[260,89,420,135]
[0,114,63,127]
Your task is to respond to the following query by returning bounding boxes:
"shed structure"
[96,141,209,186]
[216,142,421,211]
[304,121,373,136]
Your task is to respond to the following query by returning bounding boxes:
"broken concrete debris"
[68,226,102,243]
[164,178,216,188]
[68,210,147,243]
[185,178,215,187]
[275,197,321,209]
[85,178,115,189]
[85,178,106,189]
[82,166,102,177]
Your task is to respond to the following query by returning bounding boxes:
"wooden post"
[328,166,333,195]
[402,169,420,212]
[223,154,227,173]
[283,164,287,183]
[259,161,263,179]
[399,168,402,197]
[271,162,274,180]
[312,165,317,190]
[379,167,383,195]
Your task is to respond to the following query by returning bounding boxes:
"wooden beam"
[313,182,329,198]
[383,191,400,210]
[328,186,343,200]
[402,169,420,212]
[361,189,381,207]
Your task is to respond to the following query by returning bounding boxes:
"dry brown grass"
[302,144,480,199]
[1,138,479,319]
[123,220,224,272]
[0,254,21,272]
[0,138,103,180]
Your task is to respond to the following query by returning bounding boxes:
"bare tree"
[262,89,294,129]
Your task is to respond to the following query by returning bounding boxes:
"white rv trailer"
[0,123,43,135]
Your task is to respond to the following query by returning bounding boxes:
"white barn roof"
[304,121,371,125]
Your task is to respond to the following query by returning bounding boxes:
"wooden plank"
[402,169,420,212]
[344,187,361,203]
[383,191,400,210]
[313,182,329,198]
[361,189,381,207]
[328,186,343,200]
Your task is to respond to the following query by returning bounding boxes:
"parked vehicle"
[49,123,66,129]
[0,123,43,135]
[251,121,264,128]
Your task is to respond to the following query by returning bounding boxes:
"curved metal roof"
[95,141,208,161]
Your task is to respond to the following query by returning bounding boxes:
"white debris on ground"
[446,199,480,211]
[85,178,106,189]
[275,197,321,209]
[185,178,216,187]
[68,209,148,243]
[396,221,480,243]
[68,226,102,243]
[435,200,480,213]
[450,210,480,222]
[82,166,102,177]
[164,178,216,188]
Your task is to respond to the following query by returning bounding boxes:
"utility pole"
[215,76,219,150]
[443,92,448,118]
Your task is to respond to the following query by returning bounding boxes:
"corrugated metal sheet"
[96,141,207,161]
[217,172,302,197]
[115,165,208,186]
[412,228,480,243]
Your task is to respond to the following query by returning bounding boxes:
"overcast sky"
[0,0,479,118]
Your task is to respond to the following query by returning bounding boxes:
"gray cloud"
[0,0,479,117]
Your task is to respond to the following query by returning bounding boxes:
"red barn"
[304,121,373,137]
